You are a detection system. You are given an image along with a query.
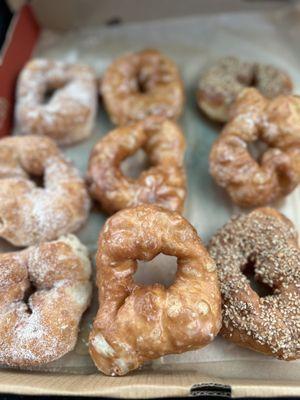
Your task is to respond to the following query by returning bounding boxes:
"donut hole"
[242,257,273,297]
[29,172,45,188]
[23,283,37,314]
[42,81,67,104]
[121,149,151,179]
[247,140,269,163]
[134,254,177,287]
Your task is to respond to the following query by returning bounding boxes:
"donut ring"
[16,59,97,145]
[87,117,186,214]
[101,49,184,125]
[209,208,300,360]
[0,234,91,367]
[89,205,221,376]
[0,135,90,246]
[209,88,300,207]
[197,56,293,122]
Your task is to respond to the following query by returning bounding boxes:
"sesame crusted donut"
[0,135,90,246]
[197,56,293,122]
[209,88,300,207]
[101,49,184,125]
[87,117,186,214]
[209,208,300,360]
[16,59,97,145]
[0,234,92,367]
[89,205,221,376]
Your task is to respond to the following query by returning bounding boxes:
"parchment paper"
[3,4,300,381]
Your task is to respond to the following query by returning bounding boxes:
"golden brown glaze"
[0,135,90,246]
[209,208,300,360]
[0,235,92,367]
[89,205,222,376]
[197,57,293,122]
[16,59,97,145]
[87,117,186,214]
[209,88,300,207]
[101,49,184,125]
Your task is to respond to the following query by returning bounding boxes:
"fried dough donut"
[0,234,92,367]
[209,208,300,360]
[101,49,184,125]
[87,117,186,214]
[16,59,97,145]
[0,135,90,246]
[197,56,293,122]
[89,205,221,376]
[209,88,300,207]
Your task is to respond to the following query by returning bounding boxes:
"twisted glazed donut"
[0,135,90,246]
[89,205,221,376]
[209,88,300,207]
[87,117,186,214]
[0,234,92,367]
[209,208,300,360]
[197,56,293,122]
[16,59,97,145]
[101,49,184,125]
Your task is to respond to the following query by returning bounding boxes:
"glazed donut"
[101,49,184,125]
[209,88,300,207]
[197,56,293,122]
[0,234,92,367]
[0,135,90,246]
[89,205,221,376]
[16,59,97,145]
[209,208,300,360]
[87,117,186,214]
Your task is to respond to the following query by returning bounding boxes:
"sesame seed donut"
[209,88,300,207]
[0,234,92,367]
[101,49,184,125]
[209,208,300,360]
[0,135,90,246]
[197,56,293,122]
[16,59,97,145]
[87,117,186,214]
[89,205,221,376]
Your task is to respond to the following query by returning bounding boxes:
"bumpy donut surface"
[209,88,300,207]
[16,59,97,145]
[89,205,221,376]
[0,135,90,246]
[0,234,92,367]
[101,49,184,125]
[197,56,293,122]
[87,117,186,214]
[209,208,300,360]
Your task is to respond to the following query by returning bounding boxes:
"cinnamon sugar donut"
[197,56,293,122]
[0,234,92,367]
[0,135,90,246]
[101,49,184,125]
[209,208,300,360]
[209,88,300,207]
[87,117,186,214]
[89,205,221,376]
[16,59,97,145]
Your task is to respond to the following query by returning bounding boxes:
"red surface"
[0,4,40,137]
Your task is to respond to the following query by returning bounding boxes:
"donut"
[89,205,221,376]
[197,56,293,122]
[209,208,300,360]
[0,234,92,367]
[209,88,300,207]
[101,49,184,125]
[0,135,90,246]
[87,117,186,214]
[16,59,97,145]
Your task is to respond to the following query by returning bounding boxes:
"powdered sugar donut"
[0,234,92,367]
[0,135,90,246]
[16,59,97,145]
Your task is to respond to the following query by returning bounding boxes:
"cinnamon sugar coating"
[209,208,300,360]
[89,205,221,376]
